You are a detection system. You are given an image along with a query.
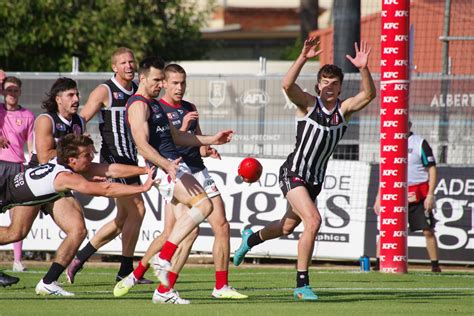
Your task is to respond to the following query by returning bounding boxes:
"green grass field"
[1,264,473,315]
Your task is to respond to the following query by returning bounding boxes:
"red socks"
[159,241,178,262]
[215,270,228,290]
[155,270,229,291]
[133,260,149,279]
[157,271,179,293]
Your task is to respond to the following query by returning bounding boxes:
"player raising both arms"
[233,38,376,301]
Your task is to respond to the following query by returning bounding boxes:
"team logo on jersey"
[113,92,125,100]
[29,163,55,180]
[16,119,23,126]
[291,176,306,184]
[72,124,82,134]
[56,123,66,131]
[209,81,226,108]
[177,109,184,114]
[167,112,179,120]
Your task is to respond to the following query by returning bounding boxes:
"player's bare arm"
[54,169,155,198]
[27,139,33,158]
[195,124,221,159]
[0,135,10,149]
[170,124,233,147]
[80,85,109,122]
[128,100,180,180]
[84,162,148,180]
[34,115,57,163]
[183,105,220,159]
[283,36,322,115]
[425,165,437,211]
[180,110,199,132]
[341,41,376,118]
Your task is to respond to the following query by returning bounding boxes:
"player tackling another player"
[113,62,247,303]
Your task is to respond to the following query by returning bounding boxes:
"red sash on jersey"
[408,181,429,204]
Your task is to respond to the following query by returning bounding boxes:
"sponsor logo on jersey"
[56,123,66,131]
[72,124,82,134]
[155,125,170,133]
[113,92,125,100]
[167,112,179,120]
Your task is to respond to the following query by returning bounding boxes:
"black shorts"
[279,166,322,202]
[408,200,436,232]
[0,160,24,177]
[100,148,140,185]
[0,161,24,213]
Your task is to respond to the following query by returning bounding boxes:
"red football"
[238,157,263,183]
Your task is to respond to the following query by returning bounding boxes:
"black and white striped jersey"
[0,158,73,213]
[281,97,348,186]
[99,76,138,162]
[29,112,85,167]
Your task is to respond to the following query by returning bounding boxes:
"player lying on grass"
[0,133,157,296]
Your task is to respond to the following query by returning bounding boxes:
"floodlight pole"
[72,56,80,74]
[438,0,452,163]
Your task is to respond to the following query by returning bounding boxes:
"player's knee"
[135,200,146,217]
[213,220,230,239]
[10,227,29,243]
[77,226,88,241]
[423,229,435,237]
[187,192,213,224]
[199,197,213,218]
[281,218,300,236]
[281,223,296,236]
[113,217,126,231]
[305,216,322,234]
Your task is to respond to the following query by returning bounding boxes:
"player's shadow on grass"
[315,290,473,303]
[178,279,214,285]
[327,279,415,284]
[73,281,121,287]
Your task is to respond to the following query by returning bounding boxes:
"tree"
[282,0,319,60]
[0,0,213,71]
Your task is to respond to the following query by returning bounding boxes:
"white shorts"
[153,162,192,202]
[193,168,220,198]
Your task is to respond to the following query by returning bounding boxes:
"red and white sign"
[380,0,410,273]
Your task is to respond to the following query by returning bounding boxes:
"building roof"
[310,0,474,74]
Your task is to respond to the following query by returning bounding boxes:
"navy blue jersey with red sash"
[158,99,205,173]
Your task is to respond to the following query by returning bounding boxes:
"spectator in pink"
[0,75,35,272]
